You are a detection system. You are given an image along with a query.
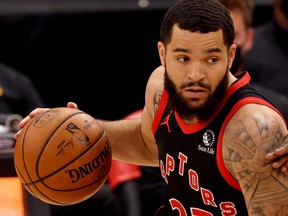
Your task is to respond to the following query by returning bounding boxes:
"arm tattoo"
[153,91,162,115]
[223,113,288,215]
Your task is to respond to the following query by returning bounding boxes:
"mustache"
[180,81,211,90]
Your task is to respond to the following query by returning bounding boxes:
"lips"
[184,88,207,98]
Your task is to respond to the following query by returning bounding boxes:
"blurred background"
[0,0,274,120]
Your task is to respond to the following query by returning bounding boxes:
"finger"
[17,115,33,129]
[17,108,47,128]
[265,152,276,160]
[272,155,288,168]
[265,151,284,160]
[270,135,288,158]
[281,163,288,173]
[273,146,288,155]
[14,131,20,140]
[265,146,288,160]
[15,117,32,139]
[67,102,78,109]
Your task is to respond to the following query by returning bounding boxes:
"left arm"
[223,104,288,215]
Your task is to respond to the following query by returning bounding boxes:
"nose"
[187,62,205,81]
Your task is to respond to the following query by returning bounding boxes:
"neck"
[184,117,198,125]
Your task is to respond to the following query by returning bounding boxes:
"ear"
[243,27,254,53]
[245,27,254,52]
[228,44,237,69]
[157,41,166,66]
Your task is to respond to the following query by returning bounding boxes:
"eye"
[178,56,190,62]
[207,57,218,64]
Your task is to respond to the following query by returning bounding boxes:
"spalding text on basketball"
[65,140,111,183]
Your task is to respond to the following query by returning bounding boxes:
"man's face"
[159,25,235,122]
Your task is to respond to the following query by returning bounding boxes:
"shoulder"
[0,62,31,86]
[0,62,21,76]
[222,103,287,177]
[145,65,165,117]
[146,65,165,92]
[223,104,287,160]
[0,62,29,80]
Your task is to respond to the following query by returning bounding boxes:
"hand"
[14,102,78,140]
[265,136,288,172]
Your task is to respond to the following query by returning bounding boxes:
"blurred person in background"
[244,0,288,96]
[0,62,44,119]
[0,62,44,148]
[220,0,288,122]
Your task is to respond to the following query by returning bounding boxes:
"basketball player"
[15,0,288,215]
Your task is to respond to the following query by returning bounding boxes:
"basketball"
[13,107,112,206]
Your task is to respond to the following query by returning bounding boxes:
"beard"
[164,67,229,122]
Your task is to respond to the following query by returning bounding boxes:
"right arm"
[100,66,165,166]
[14,66,166,167]
[100,117,157,166]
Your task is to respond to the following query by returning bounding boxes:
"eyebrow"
[172,47,223,54]
[205,47,222,54]
[172,47,190,54]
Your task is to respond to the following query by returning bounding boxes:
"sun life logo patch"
[203,130,215,147]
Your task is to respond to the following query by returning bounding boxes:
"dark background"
[0,0,273,120]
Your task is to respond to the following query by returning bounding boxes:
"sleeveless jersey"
[151,72,283,216]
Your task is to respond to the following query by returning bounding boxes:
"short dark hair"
[160,0,235,49]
